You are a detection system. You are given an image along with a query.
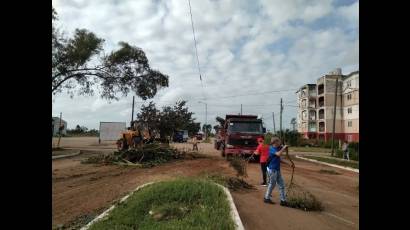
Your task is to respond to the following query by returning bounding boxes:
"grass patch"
[304,156,359,169]
[52,147,64,151]
[287,184,324,212]
[290,147,331,153]
[318,169,341,175]
[88,178,235,230]
[335,149,359,161]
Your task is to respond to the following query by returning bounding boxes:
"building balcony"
[308,127,317,132]
[308,93,317,98]
[318,84,324,95]
[318,121,325,132]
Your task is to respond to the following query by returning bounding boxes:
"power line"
[188,0,205,93]
[194,89,298,101]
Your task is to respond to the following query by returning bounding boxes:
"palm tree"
[290,118,297,131]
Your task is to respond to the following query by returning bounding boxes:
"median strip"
[81,179,244,230]
[296,155,359,173]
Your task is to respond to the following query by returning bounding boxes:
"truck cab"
[220,115,265,159]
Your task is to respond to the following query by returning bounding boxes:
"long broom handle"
[283,137,295,189]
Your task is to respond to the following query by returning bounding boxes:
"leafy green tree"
[52,7,169,100]
[136,101,200,140]
[136,101,160,136]
[202,124,212,137]
[290,118,297,131]
[215,116,225,126]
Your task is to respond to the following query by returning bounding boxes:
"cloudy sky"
[52,0,358,131]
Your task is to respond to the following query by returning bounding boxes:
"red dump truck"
[215,114,266,159]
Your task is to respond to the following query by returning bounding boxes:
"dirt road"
[174,142,359,230]
[52,138,358,229]
[52,139,233,229]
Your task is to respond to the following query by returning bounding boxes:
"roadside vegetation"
[303,156,359,169]
[88,179,235,230]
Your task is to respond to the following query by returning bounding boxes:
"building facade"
[296,69,359,142]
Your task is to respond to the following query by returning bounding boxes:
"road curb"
[52,150,81,160]
[80,182,154,230]
[216,184,245,230]
[80,181,244,230]
[296,155,359,173]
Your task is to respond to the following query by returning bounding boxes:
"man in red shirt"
[254,137,270,186]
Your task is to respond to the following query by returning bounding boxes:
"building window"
[348,121,352,127]
[347,94,352,100]
[347,135,352,142]
[348,107,352,114]
[347,80,352,88]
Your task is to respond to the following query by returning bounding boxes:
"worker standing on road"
[192,135,199,151]
[264,137,294,206]
[254,137,270,186]
[342,141,350,160]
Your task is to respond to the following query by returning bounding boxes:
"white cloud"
[337,1,359,25]
[260,0,333,26]
[52,0,359,131]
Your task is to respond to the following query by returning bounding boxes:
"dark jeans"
[193,143,198,151]
[260,162,267,184]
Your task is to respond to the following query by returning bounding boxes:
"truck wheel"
[116,139,123,151]
[122,138,129,151]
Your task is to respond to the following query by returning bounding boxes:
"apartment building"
[296,69,359,142]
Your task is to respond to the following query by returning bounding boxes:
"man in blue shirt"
[264,137,294,206]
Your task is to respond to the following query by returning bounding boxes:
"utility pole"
[198,101,207,140]
[331,78,339,156]
[205,103,208,140]
[280,98,283,139]
[272,112,276,133]
[57,112,62,148]
[240,104,242,115]
[131,96,135,126]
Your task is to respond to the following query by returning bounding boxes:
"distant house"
[52,117,67,135]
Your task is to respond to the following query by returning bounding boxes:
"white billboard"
[99,122,127,141]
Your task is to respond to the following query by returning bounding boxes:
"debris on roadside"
[228,156,248,178]
[201,173,255,191]
[286,183,324,211]
[81,143,206,167]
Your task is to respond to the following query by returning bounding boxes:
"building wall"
[296,70,359,142]
[344,118,359,133]
[343,90,359,106]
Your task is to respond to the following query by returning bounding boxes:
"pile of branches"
[286,183,324,211]
[202,173,255,191]
[82,143,190,167]
[228,156,248,178]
